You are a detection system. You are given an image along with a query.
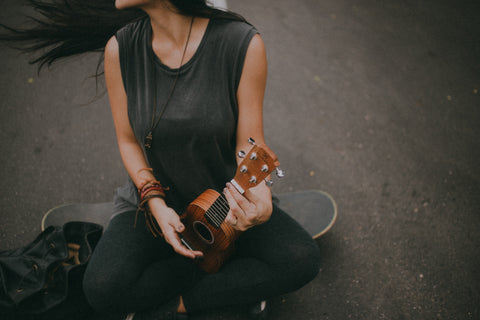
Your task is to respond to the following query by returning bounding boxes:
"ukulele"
[179,138,283,273]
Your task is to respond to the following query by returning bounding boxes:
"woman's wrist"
[135,174,172,236]
[147,197,168,211]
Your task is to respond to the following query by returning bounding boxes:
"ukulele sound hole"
[193,221,214,244]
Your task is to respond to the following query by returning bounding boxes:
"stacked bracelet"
[139,180,167,201]
[135,179,169,237]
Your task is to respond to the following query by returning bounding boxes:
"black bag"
[0,221,102,319]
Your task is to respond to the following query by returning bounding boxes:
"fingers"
[223,186,243,230]
[226,183,252,209]
[163,226,203,259]
[243,184,263,203]
[223,184,239,227]
[224,182,274,228]
[223,187,238,227]
[160,214,203,259]
[224,210,238,228]
[223,184,256,231]
[171,216,185,233]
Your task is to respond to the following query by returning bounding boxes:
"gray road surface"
[1,0,479,319]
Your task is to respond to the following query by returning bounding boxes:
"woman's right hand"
[148,198,203,260]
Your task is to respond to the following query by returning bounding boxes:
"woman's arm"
[104,37,152,188]
[223,34,273,231]
[104,36,202,259]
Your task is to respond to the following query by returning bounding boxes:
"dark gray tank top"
[112,16,258,215]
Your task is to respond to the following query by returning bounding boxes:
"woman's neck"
[143,3,193,48]
[141,2,209,69]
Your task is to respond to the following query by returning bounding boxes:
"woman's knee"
[83,264,118,311]
[81,211,146,311]
[82,259,136,312]
[277,240,321,291]
[296,241,321,283]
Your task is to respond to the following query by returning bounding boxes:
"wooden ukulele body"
[180,189,241,273]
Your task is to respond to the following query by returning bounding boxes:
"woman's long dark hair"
[0,0,245,72]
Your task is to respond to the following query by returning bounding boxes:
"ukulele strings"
[205,200,228,227]
[204,193,230,228]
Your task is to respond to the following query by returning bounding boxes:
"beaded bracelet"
[140,185,166,201]
[135,179,169,237]
[138,180,169,200]
[136,193,165,237]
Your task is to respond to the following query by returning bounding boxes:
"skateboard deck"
[41,191,337,238]
[41,202,113,232]
[275,190,337,238]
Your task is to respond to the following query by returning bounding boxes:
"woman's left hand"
[223,182,273,231]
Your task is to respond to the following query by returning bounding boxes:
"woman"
[2,1,320,318]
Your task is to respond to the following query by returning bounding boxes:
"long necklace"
[144,16,195,150]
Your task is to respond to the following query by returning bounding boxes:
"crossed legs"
[83,204,320,314]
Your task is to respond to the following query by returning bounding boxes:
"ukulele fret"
[204,193,230,228]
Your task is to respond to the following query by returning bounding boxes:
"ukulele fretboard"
[204,193,229,228]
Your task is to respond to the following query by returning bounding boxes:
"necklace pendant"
[145,131,153,149]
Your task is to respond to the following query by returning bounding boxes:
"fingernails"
[177,225,184,232]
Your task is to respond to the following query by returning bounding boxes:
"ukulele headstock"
[230,138,283,194]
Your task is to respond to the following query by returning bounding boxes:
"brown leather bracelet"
[135,193,165,238]
[138,180,169,200]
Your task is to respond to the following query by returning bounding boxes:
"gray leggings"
[82,203,320,314]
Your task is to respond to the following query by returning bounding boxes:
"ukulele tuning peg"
[250,152,257,160]
[261,164,269,172]
[238,150,246,158]
[240,165,248,173]
[275,167,285,178]
[248,137,256,145]
[265,178,274,187]
[249,176,257,184]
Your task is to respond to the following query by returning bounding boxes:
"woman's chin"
[115,0,151,10]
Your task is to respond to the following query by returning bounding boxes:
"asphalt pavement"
[1,0,479,319]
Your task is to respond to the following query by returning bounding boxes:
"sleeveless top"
[112,16,258,215]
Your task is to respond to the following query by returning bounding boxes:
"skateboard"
[41,190,337,238]
[41,202,113,232]
[275,190,337,238]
